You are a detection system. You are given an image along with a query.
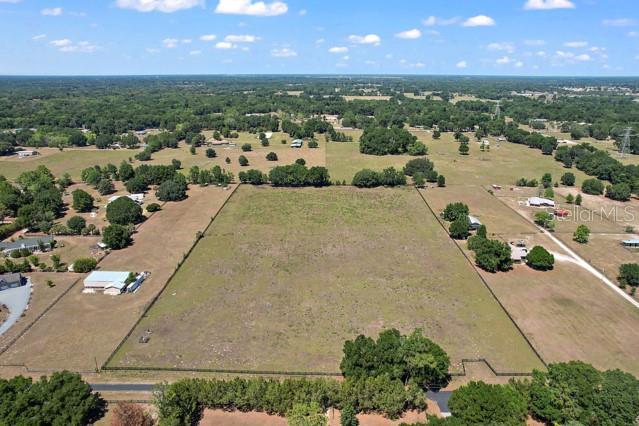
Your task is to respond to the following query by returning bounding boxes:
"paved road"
[0,279,31,336]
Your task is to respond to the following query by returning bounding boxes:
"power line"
[619,127,634,158]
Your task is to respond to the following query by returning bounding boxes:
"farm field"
[110,185,543,374]
[424,185,639,375]
[326,132,593,185]
[0,185,235,371]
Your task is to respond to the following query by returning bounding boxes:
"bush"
[526,245,554,270]
[239,169,268,185]
[146,203,161,212]
[238,155,249,166]
[449,216,470,240]
[573,224,590,244]
[582,178,604,195]
[403,158,434,176]
[111,402,153,426]
[437,175,446,187]
[458,143,469,155]
[286,402,326,426]
[295,158,306,166]
[618,263,639,287]
[606,183,631,201]
[171,158,182,169]
[125,176,148,194]
[412,173,425,188]
[73,257,98,273]
[205,148,216,158]
[449,381,527,426]
[308,139,319,148]
[560,172,576,186]
[340,404,359,426]
[106,197,143,225]
[407,141,427,156]
[351,168,405,188]
[67,216,86,235]
[241,143,252,152]
[266,152,278,161]
[470,238,513,273]
[102,224,132,249]
[72,189,94,212]
[442,202,469,222]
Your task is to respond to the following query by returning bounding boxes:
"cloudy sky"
[0,0,637,76]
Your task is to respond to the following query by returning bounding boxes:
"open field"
[110,185,542,374]
[0,185,235,371]
[0,148,134,180]
[424,185,639,375]
[326,132,593,185]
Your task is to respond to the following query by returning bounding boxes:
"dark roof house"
[0,236,54,254]
[0,273,25,291]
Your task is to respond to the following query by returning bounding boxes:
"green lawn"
[110,185,543,374]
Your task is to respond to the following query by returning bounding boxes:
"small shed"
[509,244,528,263]
[468,215,482,230]
[622,239,639,248]
[291,139,303,148]
[528,197,555,208]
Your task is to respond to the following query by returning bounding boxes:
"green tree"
[412,173,425,188]
[565,193,574,204]
[156,177,188,202]
[575,193,582,205]
[526,246,554,271]
[582,178,604,195]
[561,172,576,186]
[618,263,639,287]
[606,183,631,201]
[449,381,527,426]
[102,224,132,249]
[96,179,115,196]
[206,148,217,158]
[458,143,469,155]
[73,257,98,273]
[146,203,161,212]
[72,189,94,212]
[171,158,182,169]
[449,215,470,240]
[407,141,427,156]
[106,197,143,225]
[340,404,359,426]
[67,216,86,234]
[266,152,278,161]
[238,155,249,166]
[541,172,552,188]
[241,143,252,152]
[125,176,148,193]
[573,225,590,244]
[403,158,434,176]
[286,402,327,426]
[118,161,134,181]
[437,175,446,187]
[442,202,469,222]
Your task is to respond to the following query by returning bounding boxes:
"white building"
[528,197,555,208]
[107,194,144,205]
[17,150,37,158]
[83,271,145,296]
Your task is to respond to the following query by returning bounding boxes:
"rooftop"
[0,236,54,251]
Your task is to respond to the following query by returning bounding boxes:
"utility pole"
[494,100,501,120]
[619,127,633,158]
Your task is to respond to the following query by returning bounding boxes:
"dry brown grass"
[0,185,235,371]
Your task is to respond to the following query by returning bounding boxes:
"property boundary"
[101,184,240,371]
[414,187,548,370]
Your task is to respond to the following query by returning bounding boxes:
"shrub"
[102,224,132,249]
[565,193,574,204]
[156,177,188,202]
[561,172,576,186]
[526,245,554,270]
[606,183,631,201]
[111,402,153,426]
[308,139,319,148]
[412,173,425,188]
[266,152,278,161]
[239,169,268,185]
[449,381,527,426]
[241,143,252,152]
[73,257,98,273]
[573,224,590,244]
[146,203,161,212]
[286,402,326,426]
[437,175,446,187]
[458,143,469,155]
[67,216,86,234]
[582,178,604,195]
[72,189,94,212]
[238,155,249,166]
[471,238,513,272]
[407,141,427,156]
[575,194,582,205]
[125,176,148,194]
[171,158,182,169]
[618,263,639,287]
[295,158,306,166]
[205,148,216,158]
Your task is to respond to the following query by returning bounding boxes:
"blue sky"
[0,0,637,76]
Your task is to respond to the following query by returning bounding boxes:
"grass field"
[0,185,235,371]
[424,185,639,375]
[110,185,543,374]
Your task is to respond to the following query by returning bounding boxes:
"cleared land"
[0,185,235,371]
[326,132,593,185]
[424,185,639,375]
[111,185,542,374]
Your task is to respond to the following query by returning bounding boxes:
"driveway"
[0,278,32,336]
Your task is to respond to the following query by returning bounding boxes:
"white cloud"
[315,38,325,45]
[564,41,588,48]
[515,61,524,68]
[41,7,63,16]
[456,60,468,68]
[486,42,515,53]
[524,39,546,46]
[146,48,160,54]
[200,34,217,41]
[554,50,592,62]
[215,0,287,16]
[395,29,422,39]
[348,34,381,45]
[536,50,547,56]
[163,38,179,48]
[0,0,22,3]
[225,34,259,42]
[628,31,638,38]
[115,0,202,13]
[342,55,350,61]
[462,15,496,27]
[50,39,72,47]
[182,39,192,44]
[215,41,236,49]
[328,46,348,53]
[271,47,296,57]
[602,18,637,27]
[524,0,575,10]
[575,53,591,61]
[385,54,393,59]
[422,16,459,26]
[364,60,377,65]
[298,9,306,16]
[189,50,201,55]
[32,34,47,40]
[496,56,512,64]
[414,62,425,68]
